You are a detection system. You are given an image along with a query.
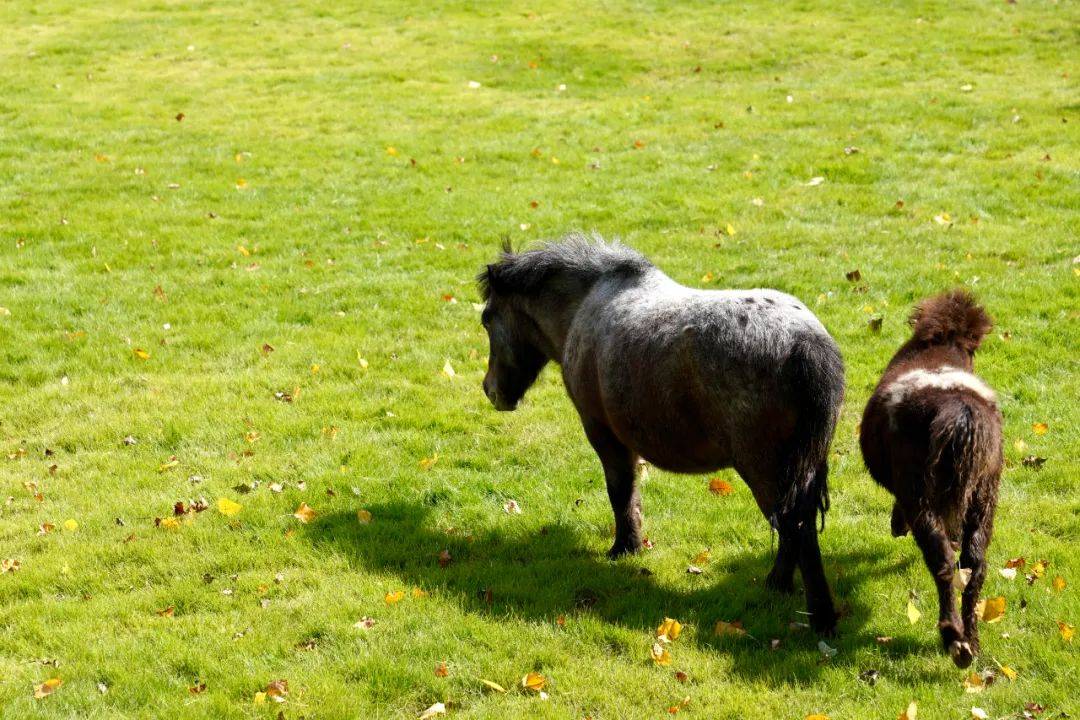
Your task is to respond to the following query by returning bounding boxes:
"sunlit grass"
[0,1,1077,717]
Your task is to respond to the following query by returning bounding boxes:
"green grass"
[1,0,1077,717]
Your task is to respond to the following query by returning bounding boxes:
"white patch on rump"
[883,366,997,410]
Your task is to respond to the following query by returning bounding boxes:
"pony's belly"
[614,422,733,474]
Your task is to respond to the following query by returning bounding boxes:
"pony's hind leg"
[773,465,837,635]
[908,506,969,667]
[583,420,642,558]
[765,532,797,594]
[959,490,997,662]
[891,501,909,537]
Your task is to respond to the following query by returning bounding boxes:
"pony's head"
[909,290,993,365]
[476,241,549,411]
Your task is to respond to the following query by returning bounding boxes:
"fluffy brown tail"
[910,290,992,352]
[927,398,1000,520]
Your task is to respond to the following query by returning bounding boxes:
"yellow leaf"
[480,679,507,693]
[34,677,62,699]
[386,146,399,156]
[998,665,1017,681]
[253,691,266,705]
[419,453,439,470]
[235,178,248,189]
[521,671,546,691]
[441,359,456,378]
[1029,560,1047,579]
[726,223,736,236]
[980,596,1006,623]
[962,672,984,693]
[708,478,734,496]
[411,587,429,598]
[714,620,746,637]
[384,590,404,604]
[650,642,672,665]
[933,212,952,226]
[293,502,316,523]
[237,244,251,256]
[1032,422,1048,435]
[158,457,179,472]
[158,517,180,530]
[806,715,830,720]
[656,617,682,641]
[1059,621,1075,642]
[907,600,922,624]
[62,519,78,532]
[1053,576,1066,592]
[700,272,714,283]
[692,549,711,566]
[217,498,242,517]
[133,348,150,360]
[899,700,917,720]
[356,509,372,524]
[1,558,21,573]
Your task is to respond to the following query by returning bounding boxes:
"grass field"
[1,1,1077,717]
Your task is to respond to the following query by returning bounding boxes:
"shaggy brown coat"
[860,290,1003,668]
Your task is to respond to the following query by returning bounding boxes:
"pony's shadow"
[307,502,937,685]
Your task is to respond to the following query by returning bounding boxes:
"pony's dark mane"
[909,289,992,352]
[478,232,652,300]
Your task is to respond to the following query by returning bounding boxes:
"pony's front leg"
[584,420,642,558]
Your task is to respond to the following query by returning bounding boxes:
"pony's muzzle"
[483,376,516,411]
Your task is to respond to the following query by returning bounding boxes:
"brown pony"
[860,290,1002,667]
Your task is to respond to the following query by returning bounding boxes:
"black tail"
[777,336,845,531]
[927,398,999,519]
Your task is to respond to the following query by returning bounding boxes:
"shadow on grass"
[307,502,941,685]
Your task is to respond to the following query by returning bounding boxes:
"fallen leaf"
[384,590,405,605]
[480,679,506,693]
[434,661,449,677]
[708,478,734,496]
[907,600,922,624]
[999,567,1017,580]
[293,502,316,524]
[657,618,682,641]
[875,636,893,645]
[1005,557,1026,569]
[522,671,546,691]
[217,498,242,517]
[954,568,972,589]
[933,212,953,226]
[156,606,175,617]
[805,715,829,720]
[419,702,446,719]
[804,176,825,186]
[264,679,288,702]
[1027,560,1048,584]
[1031,422,1048,435]
[686,565,703,575]
[133,348,150,360]
[650,642,672,665]
[714,620,746,637]
[971,708,988,720]
[899,700,917,720]
[157,517,180,530]
[962,672,985,693]
[62,519,78,532]
[37,522,55,535]
[441,360,456,378]
[438,549,452,568]
[667,696,691,714]
[1053,576,1066,592]
[33,678,62,699]
[419,454,439,470]
[998,665,1017,681]
[356,509,373,524]
[354,616,375,630]
[189,682,207,694]
[412,587,429,598]
[674,670,688,683]
[503,499,522,514]
[725,223,736,236]
[981,596,1006,623]
[845,269,862,282]
[1058,621,1074,642]
[692,549,711,566]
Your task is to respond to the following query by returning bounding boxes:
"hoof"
[949,640,974,669]
[606,541,641,559]
[811,612,838,637]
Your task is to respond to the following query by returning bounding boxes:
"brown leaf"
[33,677,62,699]
[708,478,734,496]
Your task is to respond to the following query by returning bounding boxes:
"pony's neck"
[517,288,588,363]
[888,338,973,372]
